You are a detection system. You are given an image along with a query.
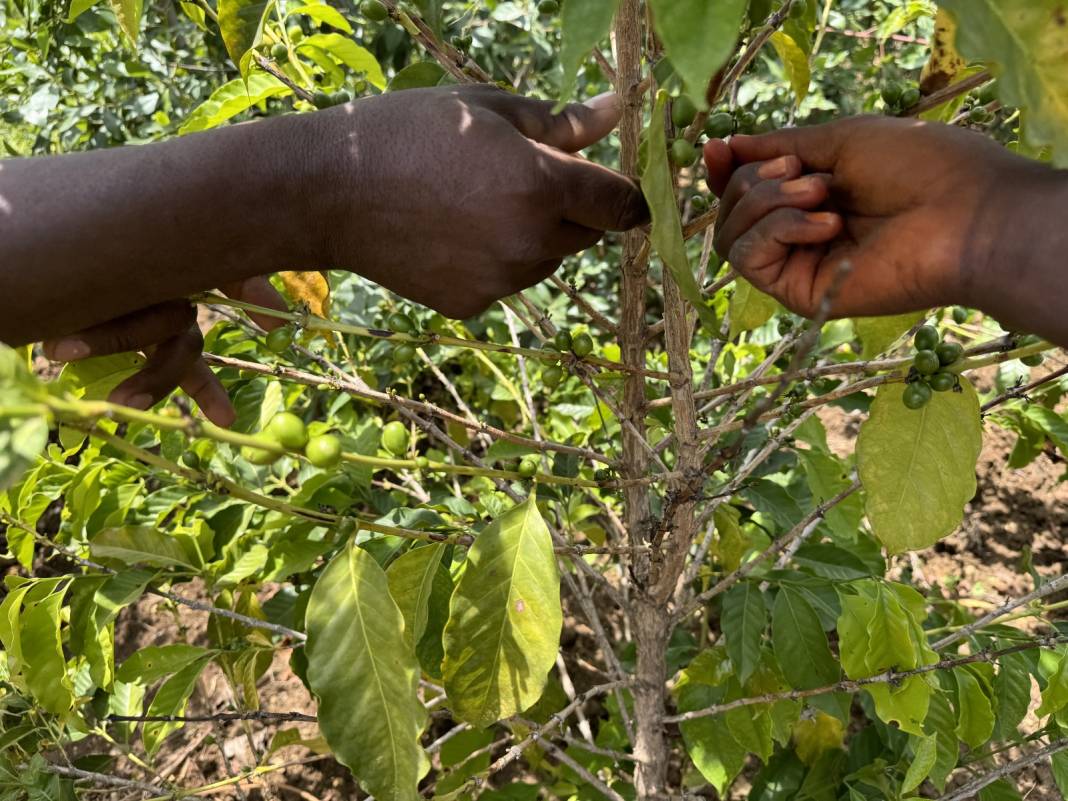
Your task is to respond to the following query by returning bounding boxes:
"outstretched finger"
[478,86,624,153]
[42,301,195,362]
[108,326,205,413]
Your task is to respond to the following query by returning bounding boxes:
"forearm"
[965,164,1068,346]
[0,112,336,345]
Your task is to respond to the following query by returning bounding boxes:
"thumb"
[486,90,624,152]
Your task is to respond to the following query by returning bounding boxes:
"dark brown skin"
[0,85,647,425]
[704,116,1068,346]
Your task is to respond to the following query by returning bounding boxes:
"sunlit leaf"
[729,277,778,339]
[558,0,619,103]
[179,74,290,135]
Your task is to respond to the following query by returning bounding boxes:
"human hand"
[41,277,287,427]
[702,115,1049,318]
[311,84,649,318]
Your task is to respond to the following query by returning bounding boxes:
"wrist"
[960,160,1068,329]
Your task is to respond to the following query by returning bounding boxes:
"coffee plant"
[2,0,1068,799]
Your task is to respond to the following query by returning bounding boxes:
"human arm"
[1,85,646,418]
[702,116,1068,346]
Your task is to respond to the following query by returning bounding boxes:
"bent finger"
[717,156,803,224]
[180,359,236,428]
[108,326,204,412]
[715,173,832,258]
[703,139,736,197]
[729,208,843,292]
[541,147,649,232]
[42,301,195,362]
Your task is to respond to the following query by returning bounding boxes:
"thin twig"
[937,737,1068,801]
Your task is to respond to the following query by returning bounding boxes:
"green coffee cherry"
[704,111,734,139]
[690,194,709,212]
[267,411,308,450]
[518,456,539,478]
[914,349,941,375]
[537,0,559,13]
[593,468,612,483]
[881,82,904,106]
[1022,353,1045,367]
[900,87,921,108]
[929,372,957,393]
[305,434,342,469]
[670,138,698,167]
[361,0,388,21]
[952,306,969,324]
[181,451,200,470]
[331,90,350,106]
[287,25,303,43]
[416,456,430,469]
[978,81,998,106]
[903,382,933,410]
[671,95,698,129]
[381,420,409,456]
[312,91,333,110]
[271,43,288,61]
[735,111,757,133]
[242,438,281,466]
[572,333,594,358]
[788,0,806,19]
[935,342,963,366]
[914,325,940,352]
[554,331,573,352]
[387,312,415,333]
[265,326,295,354]
[392,343,416,365]
[542,365,564,389]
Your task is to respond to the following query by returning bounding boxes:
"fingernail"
[781,177,814,195]
[758,158,791,179]
[808,212,838,225]
[126,393,154,411]
[49,339,90,361]
[583,91,622,112]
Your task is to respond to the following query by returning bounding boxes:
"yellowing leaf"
[856,378,982,553]
[442,498,562,728]
[298,34,386,89]
[769,31,811,104]
[852,312,924,357]
[289,2,352,33]
[938,0,1068,166]
[179,74,289,135]
[793,711,844,765]
[386,543,446,652]
[218,0,272,73]
[920,9,966,94]
[279,271,336,345]
[729,277,778,339]
[109,0,143,43]
[903,733,939,794]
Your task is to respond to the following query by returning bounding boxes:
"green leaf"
[299,34,386,89]
[721,582,766,684]
[90,526,196,569]
[386,543,445,651]
[867,675,932,736]
[677,683,745,793]
[1051,750,1068,799]
[108,0,143,43]
[1024,405,1068,457]
[769,31,811,104]
[642,91,718,332]
[218,0,272,72]
[289,2,352,33]
[1038,649,1068,718]
[937,0,1068,166]
[955,666,995,749]
[648,0,748,108]
[852,313,924,357]
[729,278,778,339]
[416,560,453,679]
[306,545,427,801]
[442,498,562,728]
[143,657,211,755]
[795,449,864,543]
[388,62,448,91]
[725,679,774,762]
[0,417,48,493]
[558,0,619,103]
[924,688,959,791]
[20,591,74,714]
[117,644,214,685]
[979,778,1023,801]
[66,0,101,22]
[771,587,839,690]
[992,650,1032,739]
[856,378,982,553]
[179,75,289,135]
[902,733,938,794]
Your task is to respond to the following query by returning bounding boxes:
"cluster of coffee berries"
[903,325,963,410]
